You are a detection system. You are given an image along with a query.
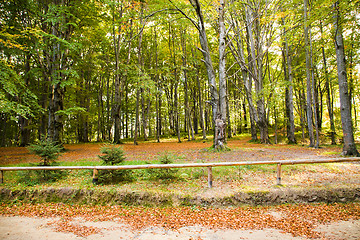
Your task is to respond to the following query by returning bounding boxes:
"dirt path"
[1,203,360,240]
[1,216,359,240]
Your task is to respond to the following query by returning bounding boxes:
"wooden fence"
[1,157,359,187]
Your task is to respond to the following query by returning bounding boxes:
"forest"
[1,0,359,154]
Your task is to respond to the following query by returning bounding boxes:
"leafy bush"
[147,152,178,180]
[97,145,133,184]
[20,138,66,185]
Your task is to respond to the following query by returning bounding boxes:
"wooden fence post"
[0,170,3,184]
[92,169,98,184]
[207,167,213,188]
[277,163,282,185]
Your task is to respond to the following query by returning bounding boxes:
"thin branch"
[168,0,200,31]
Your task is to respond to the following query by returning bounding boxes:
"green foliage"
[56,107,86,117]
[146,152,178,180]
[27,138,63,166]
[97,145,133,184]
[17,167,67,186]
[98,145,126,165]
[0,60,39,119]
[21,138,66,185]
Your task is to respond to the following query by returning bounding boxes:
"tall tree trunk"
[227,93,232,138]
[112,34,122,143]
[188,0,219,141]
[0,114,7,146]
[274,105,278,144]
[48,21,65,145]
[320,22,336,145]
[304,0,315,147]
[19,54,32,146]
[154,29,161,143]
[174,83,181,143]
[216,0,227,148]
[106,73,112,140]
[134,2,144,145]
[124,20,133,140]
[334,1,359,156]
[309,29,320,148]
[141,89,147,141]
[97,76,103,142]
[282,17,297,144]
[134,88,140,145]
[192,48,207,140]
[181,29,194,141]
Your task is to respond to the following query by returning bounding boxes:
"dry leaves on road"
[1,202,359,239]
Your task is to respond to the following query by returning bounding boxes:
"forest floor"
[1,135,360,239]
[0,135,346,166]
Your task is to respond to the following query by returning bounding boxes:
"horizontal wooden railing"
[1,157,359,187]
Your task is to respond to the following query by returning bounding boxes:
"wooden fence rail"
[1,157,359,187]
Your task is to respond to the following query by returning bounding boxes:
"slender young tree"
[320,21,336,145]
[304,0,315,147]
[281,14,296,144]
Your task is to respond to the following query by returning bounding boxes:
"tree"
[281,11,296,144]
[303,0,315,148]
[333,1,359,156]
[170,0,228,148]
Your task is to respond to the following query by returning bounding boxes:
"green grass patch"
[321,151,341,155]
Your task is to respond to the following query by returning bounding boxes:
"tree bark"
[154,29,161,143]
[112,22,122,144]
[304,0,315,147]
[181,29,194,141]
[134,88,140,145]
[19,54,32,146]
[188,0,219,139]
[309,29,320,148]
[334,1,359,156]
[320,22,336,145]
[192,48,207,140]
[218,0,227,144]
[282,17,297,144]
[134,2,144,145]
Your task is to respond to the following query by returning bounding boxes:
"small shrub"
[22,138,67,184]
[147,152,178,180]
[97,145,133,184]
[27,138,63,166]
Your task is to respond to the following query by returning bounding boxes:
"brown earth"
[0,137,343,166]
[1,202,360,240]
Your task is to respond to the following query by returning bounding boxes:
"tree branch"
[168,0,200,31]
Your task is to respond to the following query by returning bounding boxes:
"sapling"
[97,145,133,184]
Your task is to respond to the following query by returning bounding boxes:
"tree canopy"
[1,0,359,154]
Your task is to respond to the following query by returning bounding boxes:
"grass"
[1,134,360,198]
[2,160,358,198]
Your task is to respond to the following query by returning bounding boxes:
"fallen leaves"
[1,202,359,239]
[47,219,101,237]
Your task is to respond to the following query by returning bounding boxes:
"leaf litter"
[1,202,360,239]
